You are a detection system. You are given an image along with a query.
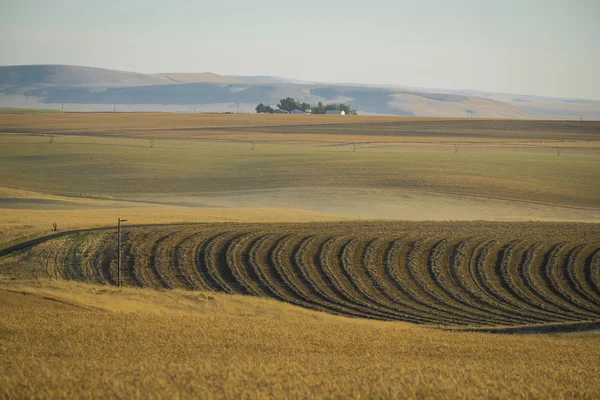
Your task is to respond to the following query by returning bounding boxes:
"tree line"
[256,98,357,114]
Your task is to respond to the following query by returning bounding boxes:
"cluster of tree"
[276,98,311,112]
[255,97,357,114]
[311,101,356,115]
[255,103,275,113]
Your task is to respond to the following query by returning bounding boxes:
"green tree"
[276,97,299,112]
[255,103,275,114]
[255,103,267,113]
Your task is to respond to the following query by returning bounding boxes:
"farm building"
[326,110,345,115]
[272,109,289,114]
[290,109,307,114]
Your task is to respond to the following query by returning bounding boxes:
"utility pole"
[114,102,116,113]
[117,217,128,287]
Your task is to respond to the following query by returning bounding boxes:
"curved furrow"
[471,240,540,324]
[80,233,106,283]
[477,240,551,324]
[52,243,71,281]
[315,236,397,320]
[339,237,429,323]
[582,247,600,304]
[261,234,326,312]
[61,236,86,281]
[196,232,231,292]
[151,229,192,290]
[401,239,484,326]
[86,233,113,284]
[462,240,534,325]
[242,234,281,297]
[426,238,513,325]
[68,233,95,282]
[43,239,69,281]
[497,241,566,322]
[592,249,600,293]
[517,242,580,320]
[44,247,59,280]
[292,236,376,319]
[144,229,183,289]
[379,238,463,324]
[191,232,225,291]
[203,232,247,294]
[568,245,600,308]
[319,236,402,320]
[172,231,214,290]
[226,232,267,296]
[99,237,117,285]
[559,244,600,311]
[127,228,170,289]
[378,238,450,324]
[591,249,600,295]
[444,239,521,325]
[379,238,459,324]
[521,242,589,320]
[425,238,503,325]
[119,230,144,287]
[549,243,600,316]
[270,235,350,315]
[538,242,598,318]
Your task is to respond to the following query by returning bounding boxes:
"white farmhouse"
[326,110,345,115]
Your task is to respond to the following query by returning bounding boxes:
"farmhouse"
[290,109,307,114]
[272,109,289,114]
[326,110,345,115]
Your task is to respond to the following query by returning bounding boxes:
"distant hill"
[1,64,596,118]
[0,65,261,89]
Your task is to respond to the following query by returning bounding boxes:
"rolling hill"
[1,64,596,118]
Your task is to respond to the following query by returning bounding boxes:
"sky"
[1,0,599,99]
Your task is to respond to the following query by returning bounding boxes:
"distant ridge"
[1,64,597,119]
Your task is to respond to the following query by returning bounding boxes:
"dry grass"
[1,278,599,399]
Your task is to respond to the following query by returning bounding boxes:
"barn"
[325,110,345,115]
[290,109,307,114]
[272,109,289,114]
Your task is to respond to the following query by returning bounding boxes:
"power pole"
[114,102,116,113]
[117,217,128,287]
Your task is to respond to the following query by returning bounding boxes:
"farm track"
[3,223,600,327]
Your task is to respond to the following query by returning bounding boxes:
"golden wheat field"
[1,113,600,398]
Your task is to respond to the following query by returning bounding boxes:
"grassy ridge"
[3,221,599,327]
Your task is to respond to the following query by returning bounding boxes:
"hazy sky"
[1,0,599,99]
